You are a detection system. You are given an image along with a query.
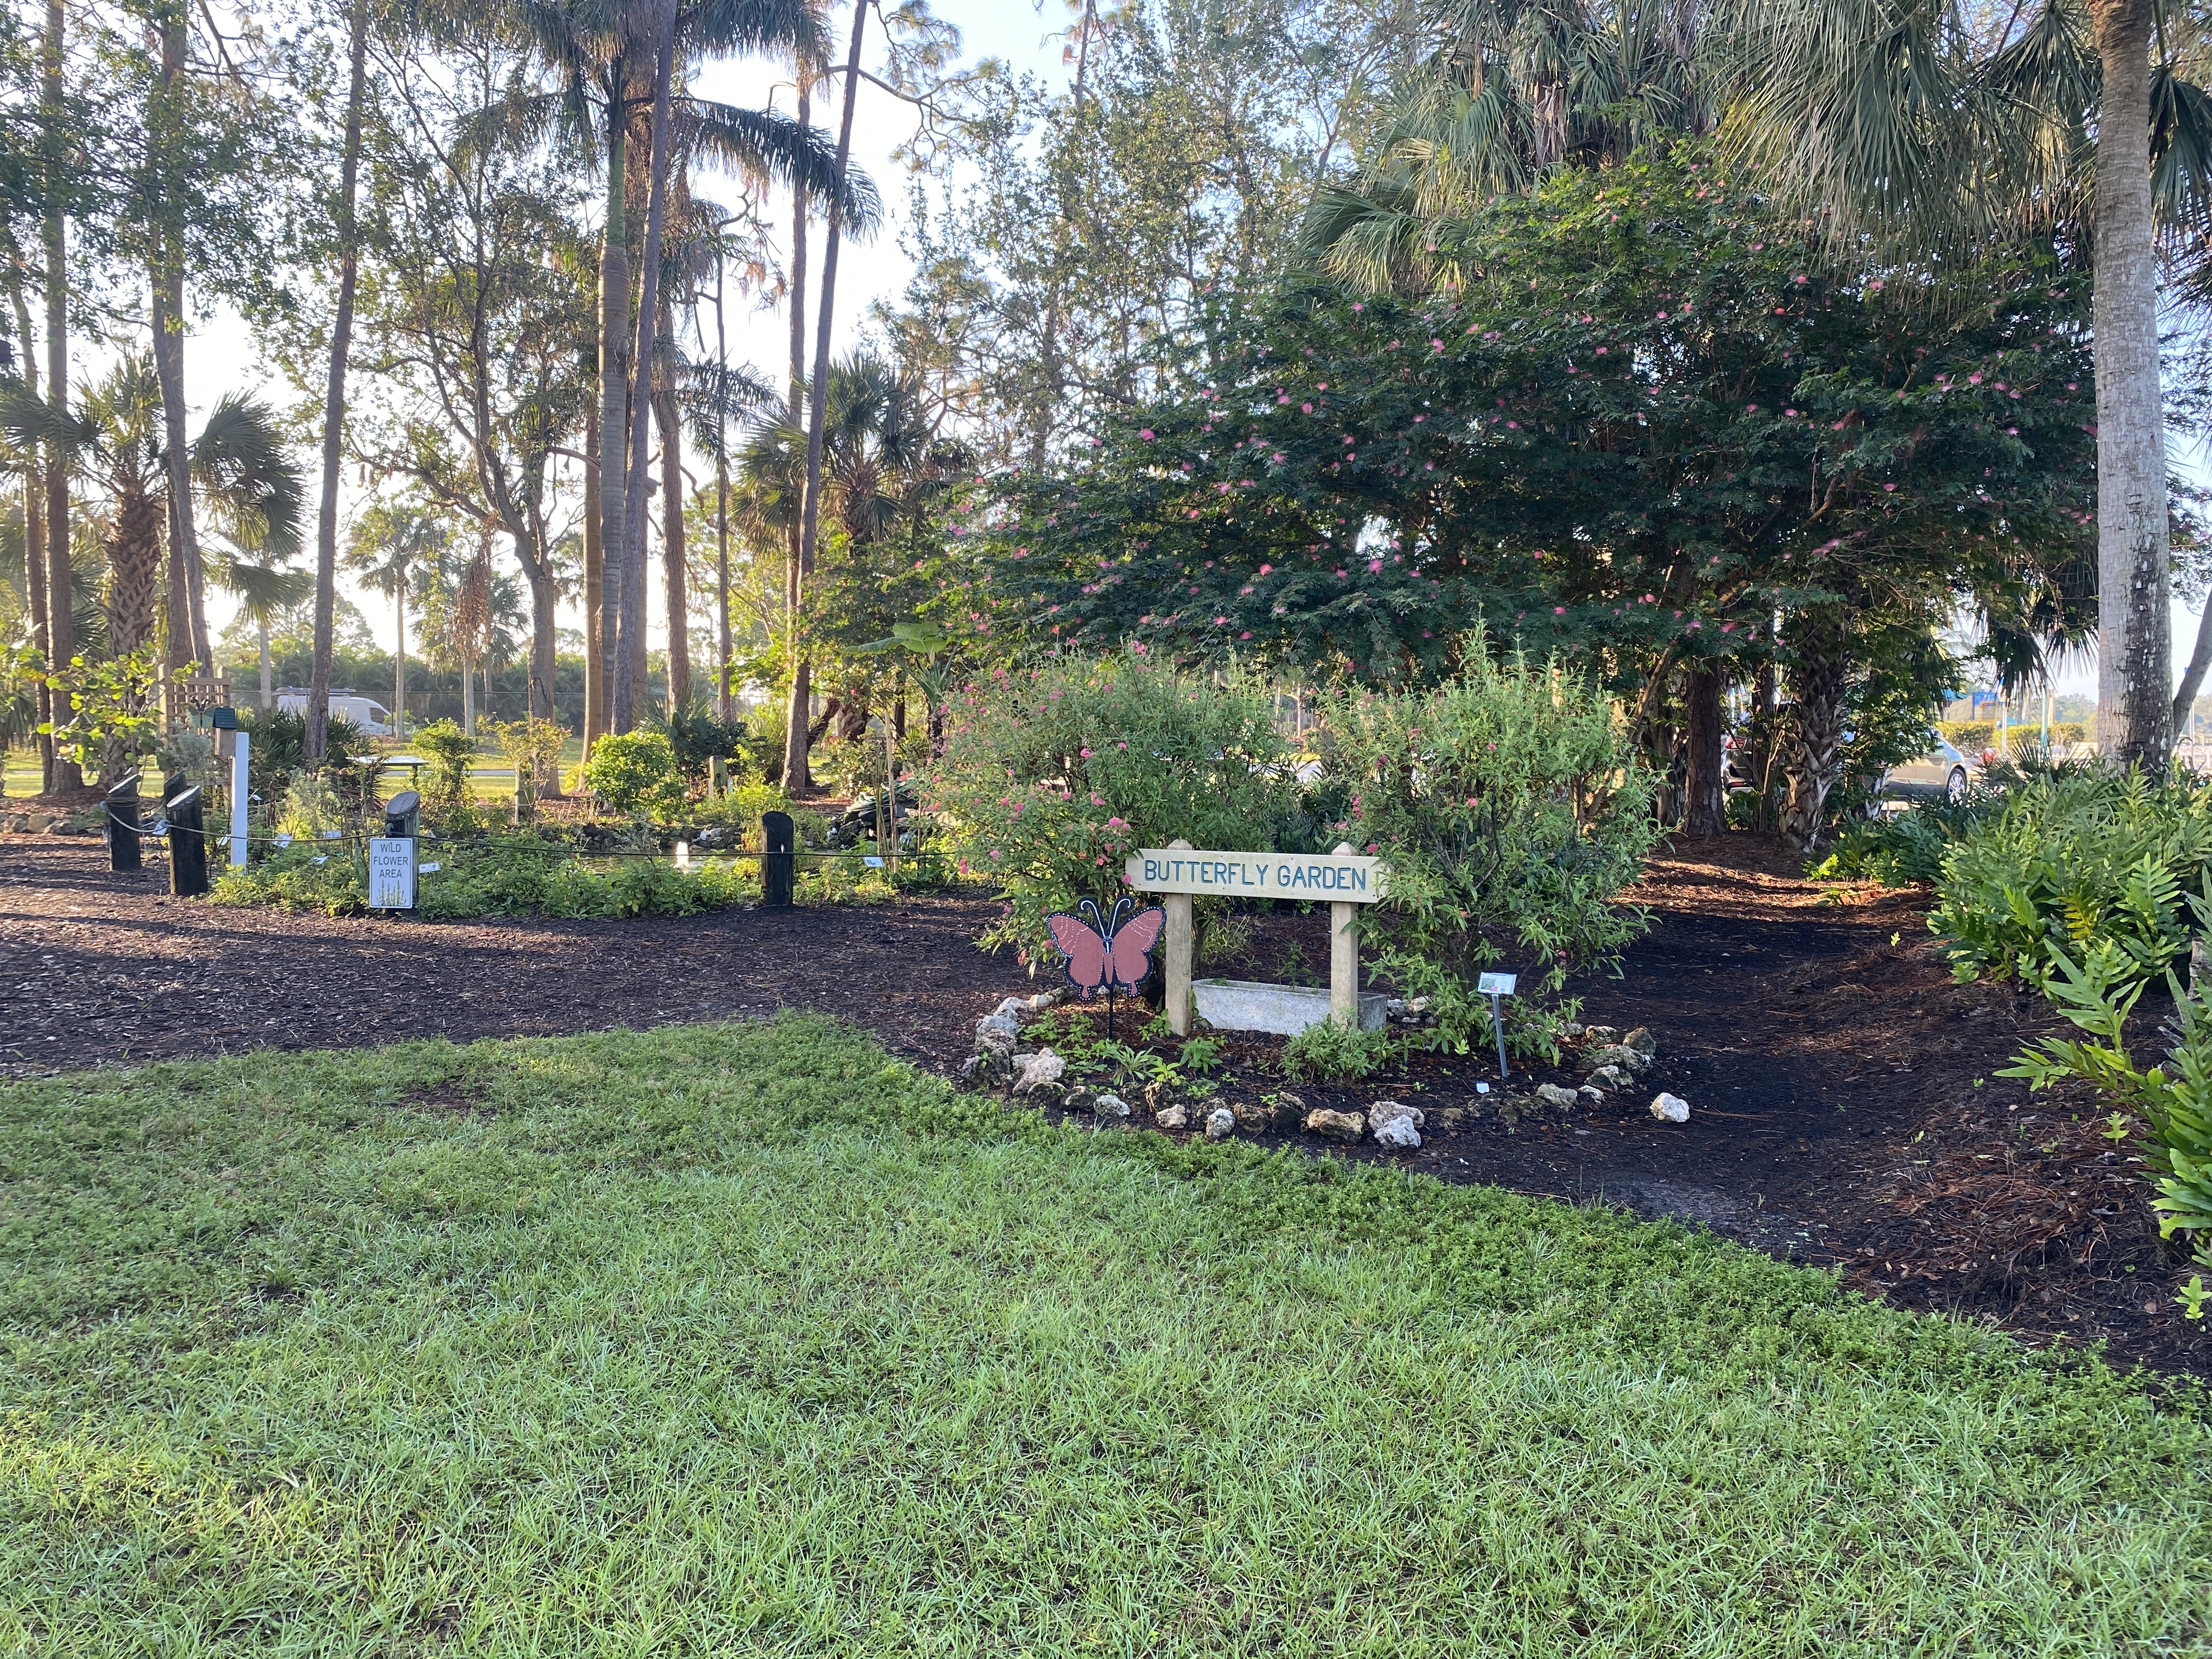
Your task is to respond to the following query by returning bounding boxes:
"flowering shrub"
[1324,649,1656,1053]
[922,654,1295,958]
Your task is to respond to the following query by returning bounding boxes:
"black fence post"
[762,810,794,909]
[106,774,142,873]
[167,785,208,898]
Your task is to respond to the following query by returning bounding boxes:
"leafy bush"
[922,654,1296,959]
[1809,794,1994,885]
[687,781,821,848]
[1279,1019,1396,1082]
[651,700,750,785]
[411,719,477,817]
[1321,649,1657,1052]
[489,716,567,814]
[1929,764,2212,989]
[582,729,687,819]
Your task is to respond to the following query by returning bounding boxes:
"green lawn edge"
[3,1013,2207,1655]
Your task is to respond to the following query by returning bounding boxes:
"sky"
[171,0,2206,704]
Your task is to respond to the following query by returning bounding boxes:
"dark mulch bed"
[3,827,2203,1376]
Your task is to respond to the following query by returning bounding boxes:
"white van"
[275,691,397,737]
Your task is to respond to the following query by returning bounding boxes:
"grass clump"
[3,1018,2210,1654]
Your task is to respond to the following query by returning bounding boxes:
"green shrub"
[215,832,759,919]
[1929,764,2212,989]
[412,719,477,817]
[1279,1019,1396,1082]
[582,729,688,819]
[1810,794,1994,885]
[1320,648,1657,1052]
[922,653,1296,960]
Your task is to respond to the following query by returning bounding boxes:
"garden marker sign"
[367,837,416,911]
[1126,841,1390,1037]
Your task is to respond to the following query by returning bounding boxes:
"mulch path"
[3,826,2202,1378]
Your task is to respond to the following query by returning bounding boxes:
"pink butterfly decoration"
[1045,896,1166,999]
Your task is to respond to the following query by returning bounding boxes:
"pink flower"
[1139,428,1154,441]
[1301,403,1313,414]
[1259,563,1272,574]
[1554,606,1565,613]
[1080,747,1093,757]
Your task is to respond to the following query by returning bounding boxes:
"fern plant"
[2002,939,2212,1258]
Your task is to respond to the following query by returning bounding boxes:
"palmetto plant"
[1303,0,1711,291]
[0,356,302,667]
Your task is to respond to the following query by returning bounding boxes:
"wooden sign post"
[1126,842,1389,1036]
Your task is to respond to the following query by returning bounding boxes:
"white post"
[1330,839,1359,1028]
[228,731,251,868]
[1164,837,1194,1036]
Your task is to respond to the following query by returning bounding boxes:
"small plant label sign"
[368,837,416,911]
[1477,972,1517,996]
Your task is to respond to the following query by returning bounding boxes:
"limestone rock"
[1577,1084,1606,1107]
[1154,1102,1189,1130]
[1373,1113,1421,1150]
[1587,1043,1648,1075]
[1588,1064,1633,1090]
[1012,1049,1067,1094]
[960,1049,1011,1090]
[1536,1083,1580,1110]
[1231,1098,1274,1133]
[1267,1092,1308,1130]
[1204,1107,1237,1139]
[974,1012,1020,1054]
[1094,1092,1131,1119]
[1304,1108,1365,1143]
[1063,1085,1098,1114]
[993,996,1029,1022]
[1650,1091,1690,1124]
[1368,1099,1424,1132]
[1584,1025,1619,1045]
[1623,1026,1657,1058]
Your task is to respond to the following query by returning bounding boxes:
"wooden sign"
[1128,840,1391,1037]
[1125,849,1387,902]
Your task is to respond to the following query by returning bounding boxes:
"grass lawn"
[3,1018,2208,1655]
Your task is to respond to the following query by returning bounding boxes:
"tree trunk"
[307,0,369,765]
[41,0,77,793]
[527,562,558,727]
[13,280,50,793]
[150,11,206,671]
[792,1,869,787]
[582,378,605,749]
[714,240,732,723]
[1781,608,1849,851]
[1683,662,1727,836]
[462,653,475,737]
[653,325,689,711]
[2090,0,2171,768]
[781,71,812,791]
[394,593,407,740]
[596,88,633,734]
[106,490,163,656]
[258,618,272,709]
[613,15,677,735]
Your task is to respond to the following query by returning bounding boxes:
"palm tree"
[1,357,303,668]
[211,555,314,710]
[1715,0,2212,765]
[492,0,873,737]
[1302,0,1709,291]
[345,501,448,740]
[741,350,964,751]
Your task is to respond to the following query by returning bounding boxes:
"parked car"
[274,691,396,737]
[1882,737,1978,804]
